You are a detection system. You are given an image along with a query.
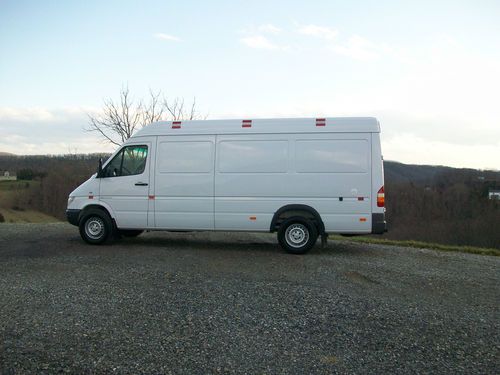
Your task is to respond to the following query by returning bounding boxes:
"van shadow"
[105,232,371,257]
[114,233,281,255]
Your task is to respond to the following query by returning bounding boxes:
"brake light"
[377,186,385,207]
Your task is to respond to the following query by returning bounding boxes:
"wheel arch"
[270,204,325,234]
[78,203,115,225]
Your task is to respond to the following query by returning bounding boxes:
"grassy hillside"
[0,180,59,223]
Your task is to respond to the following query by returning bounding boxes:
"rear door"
[99,142,151,229]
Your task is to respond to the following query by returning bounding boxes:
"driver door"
[99,142,151,229]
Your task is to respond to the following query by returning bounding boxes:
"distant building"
[0,171,17,181]
[489,189,500,200]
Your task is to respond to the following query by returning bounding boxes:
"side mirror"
[97,158,103,178]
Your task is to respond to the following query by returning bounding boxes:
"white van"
[66,117,386,254]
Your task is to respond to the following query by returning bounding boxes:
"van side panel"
[214,133,372,233]
[154,135,215,230]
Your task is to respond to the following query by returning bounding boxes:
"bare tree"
[163,97,198,121]
[87,86,201,146]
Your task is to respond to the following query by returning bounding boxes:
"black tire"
[78,208,113,245]
[277,216,318,254]
[119,230,144,238]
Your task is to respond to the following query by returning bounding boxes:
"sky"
[1,0,499,169]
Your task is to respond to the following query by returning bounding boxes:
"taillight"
[377,186,385,207]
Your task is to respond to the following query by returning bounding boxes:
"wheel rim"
[285,223,309,248]
[84,217,105,240]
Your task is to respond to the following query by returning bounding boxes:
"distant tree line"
[0,154,108,220]
[0,155,499,248]
[17,168,47,180]
[383,162,500,248]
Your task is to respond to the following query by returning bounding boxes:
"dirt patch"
[344,271,380,285]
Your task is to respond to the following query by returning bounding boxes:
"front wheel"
[79,208,113,245]
[277,217,318,254]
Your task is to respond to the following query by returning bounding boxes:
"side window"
[104,150,124,177]
[103,145,148,177]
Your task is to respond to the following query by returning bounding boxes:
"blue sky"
[1,0,499,169]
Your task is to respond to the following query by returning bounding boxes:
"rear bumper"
[66,209,81,226]
[372,213,387,234]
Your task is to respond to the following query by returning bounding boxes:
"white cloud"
[240,35,278,50]
[153,33,181,42]
[298,24,338,40]
[0,106,98,123]
[0,137,113,155]
[330,35,389,61]
[376,37,500,133]
[0,107,57,122]
[258,24,282,34]
[382,133,500,170]
[296,24,390,61]
[0,107,115,155]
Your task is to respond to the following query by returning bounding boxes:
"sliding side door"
[154,135,215,230]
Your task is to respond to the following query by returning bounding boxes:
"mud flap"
[321,233,328,248]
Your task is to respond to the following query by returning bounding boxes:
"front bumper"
[372,213,387,234]
[66,209,81,226]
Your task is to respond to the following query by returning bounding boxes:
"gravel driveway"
[0,223,498,374]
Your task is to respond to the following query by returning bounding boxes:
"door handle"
[135,182,148,186]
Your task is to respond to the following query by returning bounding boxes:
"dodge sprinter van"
[66,117,386,254]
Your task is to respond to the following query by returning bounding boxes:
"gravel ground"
[0,223,498,374]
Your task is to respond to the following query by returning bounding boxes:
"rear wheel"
[79,208,113,245]
[278,216,318,254]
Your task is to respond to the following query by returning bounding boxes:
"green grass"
[0,179,33,190]
[0,208,60,223]
[0,180,59,223]
[0,180,39,205]
[331,235,500,257]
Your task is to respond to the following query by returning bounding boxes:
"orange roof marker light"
[172,121,181,129]
[242,119,252,128]
[316,118,326,127]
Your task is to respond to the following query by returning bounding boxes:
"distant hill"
[384,160,500,185]
[0,152,15,156]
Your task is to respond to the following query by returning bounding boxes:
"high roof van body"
[67,117,386,253]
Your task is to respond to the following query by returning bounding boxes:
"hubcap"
[85,217,105,240]
[285,223,309,248]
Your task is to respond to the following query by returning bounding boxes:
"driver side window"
[103,145,148,177]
